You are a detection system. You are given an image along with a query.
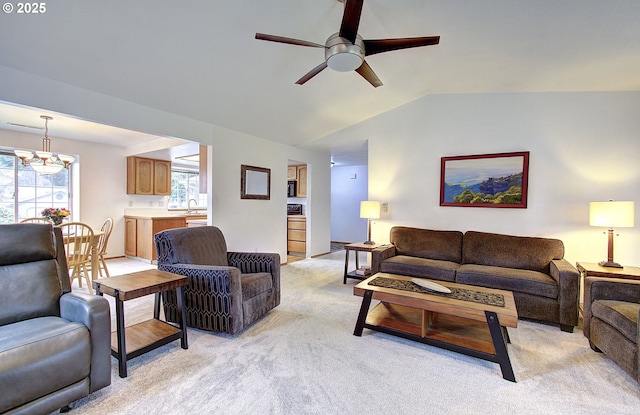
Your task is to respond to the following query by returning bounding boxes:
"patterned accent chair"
[154,226,280,335]
[583,276,640,382]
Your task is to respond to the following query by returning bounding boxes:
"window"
[0,151,72,223]
[169,169,207,210]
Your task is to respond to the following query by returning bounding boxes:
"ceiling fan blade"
[355,60,382,88]
[255,33,325,48]
[364,36,440,56]
[339,0,364,44]
[295,62,328,85]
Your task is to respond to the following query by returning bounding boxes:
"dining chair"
[19,217,53,224]
[95,217,113,278]
[58,222,95,294]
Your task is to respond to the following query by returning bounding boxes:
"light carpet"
[68,253,640,414]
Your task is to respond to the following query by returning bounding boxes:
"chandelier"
[14,115,75,175]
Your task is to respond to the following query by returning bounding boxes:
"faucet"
[187,198,197,213]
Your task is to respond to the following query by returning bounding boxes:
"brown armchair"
[583,276,640,382]
[154,226,280,335]
[0,223,111,414]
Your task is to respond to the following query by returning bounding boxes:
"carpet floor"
[67,253,640,414]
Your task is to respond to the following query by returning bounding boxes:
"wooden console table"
[92,269,188,378]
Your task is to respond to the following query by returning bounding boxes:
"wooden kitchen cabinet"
[127,156,172,195]
[287,166,297,180]
[125,216,187,262]
[296,165,307,197]
[124,217,137,256]
[287,216,306,253]
[288,164,307,197]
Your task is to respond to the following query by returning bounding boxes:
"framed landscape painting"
[440,151,529,208]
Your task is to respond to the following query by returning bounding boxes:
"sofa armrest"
[583,276,640,339]
[371,245,396,274]
[59,292,111,393]
[228,252,281,306]
[549,259,580,328]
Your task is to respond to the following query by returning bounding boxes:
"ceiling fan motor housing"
[325,32,365,72]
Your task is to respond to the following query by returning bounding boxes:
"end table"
[93,269,189,378]
[343,242,382,284]
[576,262,640,312]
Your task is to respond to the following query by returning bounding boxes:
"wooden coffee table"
[93,269,189,378]
[353,273,518,382]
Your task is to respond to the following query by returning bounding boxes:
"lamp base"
[599,260,623,269]
[363,240,376,245]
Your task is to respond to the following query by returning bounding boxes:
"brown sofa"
[583,276,640,382]
[371,226,579,332]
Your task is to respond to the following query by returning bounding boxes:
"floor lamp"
[360,201,381,245]
[589,201,635,268]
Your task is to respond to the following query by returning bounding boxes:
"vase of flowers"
[41,207,70,225]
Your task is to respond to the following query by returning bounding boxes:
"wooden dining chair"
[58,222,95,294]
[95,217,113,278]
[19,217,53,224]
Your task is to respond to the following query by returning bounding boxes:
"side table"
[576,262,640,312]
[92,269,189,378]
[343,242,382,284]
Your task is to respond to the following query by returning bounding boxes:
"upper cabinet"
[288,164,307,197]
[199,144,207,194]
[127,156,172,195]
[287,166,297,180]
[296,165,307,197]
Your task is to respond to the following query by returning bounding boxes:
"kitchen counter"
[124,213,207,220]
[125,212,207,262]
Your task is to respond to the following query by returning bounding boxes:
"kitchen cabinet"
[287,216,306,254]
[127,156,172,195]
[287,166,297,180]
[125,216,191,262]
[287,164,307,197]
[296,165,307,197]
[199,144,207,193]
[124,217,137,256]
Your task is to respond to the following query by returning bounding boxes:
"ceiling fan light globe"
[327,52,363,72]
[325,32,365,72]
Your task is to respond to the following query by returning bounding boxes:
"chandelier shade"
[13,115,75,175]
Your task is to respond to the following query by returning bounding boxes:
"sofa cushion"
[241,272,273,299]
[462,231,564,273]
[456,264,558,299]
[0,317,90,413]
[390,227,463,263]
[381,255,457,282]
[591,299,640,344]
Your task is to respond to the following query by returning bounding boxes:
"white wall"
[321,91,640,267]
[0,65,332,262]
[330,164,369,243]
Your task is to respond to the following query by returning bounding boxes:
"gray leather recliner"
[0,223,112,414]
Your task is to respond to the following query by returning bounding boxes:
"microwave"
[287,180,297,197]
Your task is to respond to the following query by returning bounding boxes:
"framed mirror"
[241,164,271,200]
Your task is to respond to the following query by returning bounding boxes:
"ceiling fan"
[255,0,440,87]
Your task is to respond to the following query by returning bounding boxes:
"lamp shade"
[360,201,381,219]
[589,201,635,228]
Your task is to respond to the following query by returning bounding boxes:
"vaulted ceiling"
[1,0,639,165]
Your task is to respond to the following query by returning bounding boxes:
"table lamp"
[360,201,381,245]
[589,201,635,268]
